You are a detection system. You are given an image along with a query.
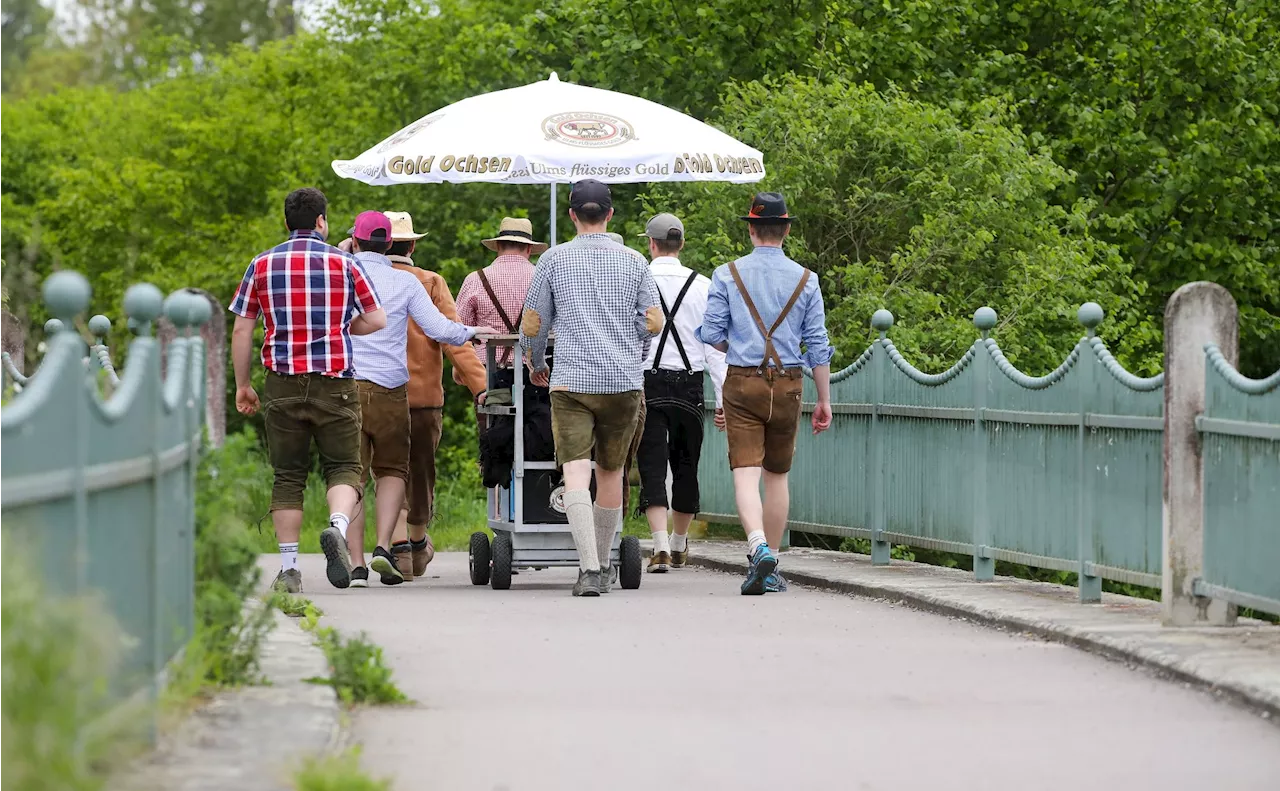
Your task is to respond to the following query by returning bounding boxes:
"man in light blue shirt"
[697,191,834,595]
[344,211,495,587]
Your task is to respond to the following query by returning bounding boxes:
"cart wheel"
[491,531,513,590]
[469,532,491,586]
[620,535,642,590]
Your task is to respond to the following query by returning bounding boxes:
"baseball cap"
[640,213,684,241]
[569,178,612,211]
[352,210,392,242]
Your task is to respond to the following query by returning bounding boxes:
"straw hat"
[384,211,427,241]
[481,217,548,254]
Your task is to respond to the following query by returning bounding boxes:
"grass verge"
[309,628,408,706]
[293,748,390,790]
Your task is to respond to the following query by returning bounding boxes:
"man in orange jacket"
[345,211,488,580]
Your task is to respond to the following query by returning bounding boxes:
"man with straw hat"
[697,191,834,595]
[347,210,490,583]
[457,217,546,372]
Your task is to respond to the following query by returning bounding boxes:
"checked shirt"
[520,233,660,394]
[228,230,381,377]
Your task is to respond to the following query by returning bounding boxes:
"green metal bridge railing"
[697,283,1279,622]
[1,271,212,724]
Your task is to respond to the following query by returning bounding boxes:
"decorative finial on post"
[187,291,212,327]
[88,315,111,343]
[44,318,64,335]
[871,309,894,338]
[43,271,91,330]
[164,290,195,330]
[1077,302,1104,338]
[124,283,164,337]
[973,307,997,339]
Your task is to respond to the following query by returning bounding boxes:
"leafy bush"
[645,76,1131,376]
[188,430,277,687]
[311,628,408,706]
[1,543,137,791]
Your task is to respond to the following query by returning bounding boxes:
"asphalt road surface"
[294,552,1280,791]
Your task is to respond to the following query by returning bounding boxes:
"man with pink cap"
[344,210,496,587]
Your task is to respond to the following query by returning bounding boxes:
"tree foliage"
[2,0,1276,471]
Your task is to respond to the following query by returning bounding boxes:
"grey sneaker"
[319,525,352,589]
[272,568,302,594]
[598,566,611,594]
[572,569,602,597]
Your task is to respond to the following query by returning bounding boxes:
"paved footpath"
[296,551,1280,791]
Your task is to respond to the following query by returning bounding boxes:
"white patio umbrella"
[331,73,765,243]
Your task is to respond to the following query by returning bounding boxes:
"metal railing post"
[972,308,996,581]
[1077,303,1103,602]
[868,310,893,565]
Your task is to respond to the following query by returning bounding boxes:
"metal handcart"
[468,334,643,590]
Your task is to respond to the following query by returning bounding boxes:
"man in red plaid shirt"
[229,187,388,594]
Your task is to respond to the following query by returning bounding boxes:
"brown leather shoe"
[411,535,435,577]
[647,550,671,573]
[670,547,688,568]
[392,542,414,582]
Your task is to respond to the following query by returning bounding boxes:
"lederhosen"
[635,271,706,514]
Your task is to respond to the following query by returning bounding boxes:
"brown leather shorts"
[357,380,410,483]
[722,366,803,473]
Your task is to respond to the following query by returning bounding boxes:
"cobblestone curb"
[113,609,343,791]
[686,541,1280,722]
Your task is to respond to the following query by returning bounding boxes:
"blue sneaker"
[765,570,788,593]
[740,545,778,595]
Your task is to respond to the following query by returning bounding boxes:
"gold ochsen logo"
[542,112,635,148]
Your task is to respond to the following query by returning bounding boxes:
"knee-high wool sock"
[564,489,598,572]
[594,504,621,571]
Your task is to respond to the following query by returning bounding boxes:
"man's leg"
[312,379,366,590]
[722,370,776,594]
[667,392,704,565]
[758,374,804,592]
[636,394,673,571]
[262,373,311,593]
[761,471,790,550]
[592,392,643,583]
[551,391,602,596]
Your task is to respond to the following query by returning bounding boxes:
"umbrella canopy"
[331,73,764,186]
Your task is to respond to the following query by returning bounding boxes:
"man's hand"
[476,390,487,406]
[337,237,354,253]
[236,385,260,416]
[812,400,832,435]
[470,325,500,342]
[530,368,550,387]
[714,408,726,432]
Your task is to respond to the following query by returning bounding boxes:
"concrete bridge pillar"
[1162,282,1238,626]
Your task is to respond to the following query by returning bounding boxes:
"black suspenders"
[651,271,700,375]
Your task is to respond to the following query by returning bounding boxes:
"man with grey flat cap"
[634,213,726,573]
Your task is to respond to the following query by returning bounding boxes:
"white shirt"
[644,256,728,408]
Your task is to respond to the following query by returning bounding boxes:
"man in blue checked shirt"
[520,179,663,597]
[697,191,835,595]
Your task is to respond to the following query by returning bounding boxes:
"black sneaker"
[572,569,602,597]
[370,546,405,586]
[350,566,369,588]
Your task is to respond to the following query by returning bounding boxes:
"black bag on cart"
[480,367,555,488]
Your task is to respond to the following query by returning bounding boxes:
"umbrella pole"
[549,182,557,248]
